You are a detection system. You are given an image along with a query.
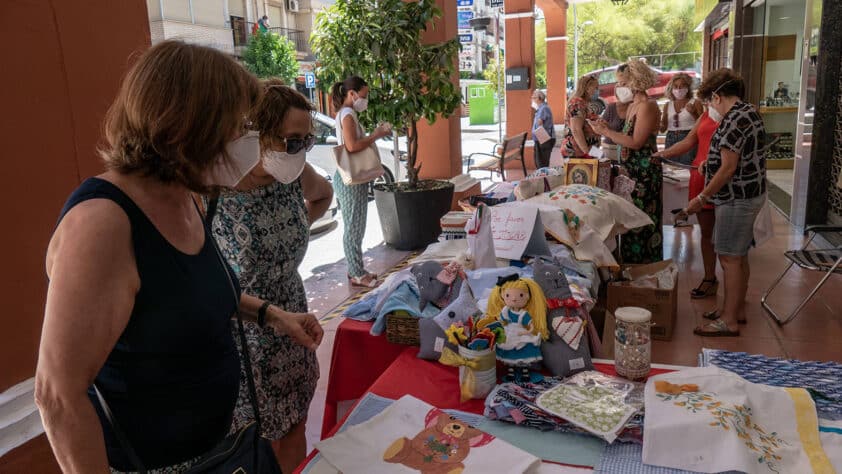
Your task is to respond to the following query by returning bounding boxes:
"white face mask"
[353,96,368,112]
[262,149,307,184]
[532,101,539,110]
[708,106,723,123]
[206,131,261,188]
[615,86,634,104]
[672,88,688,100]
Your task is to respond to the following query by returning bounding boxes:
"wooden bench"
[467,132,528,181]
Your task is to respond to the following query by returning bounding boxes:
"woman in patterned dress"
[591,59,663,263]
[210,80,333,472]
[561,75,601,158]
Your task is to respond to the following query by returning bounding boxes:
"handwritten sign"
[489,204,551,260]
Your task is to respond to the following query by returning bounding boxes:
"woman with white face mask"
[683,69,767,338]
[330,76,392,288]
[659,73,704,166]
[591,59,664,264]
[37,42,322,473]
[654,103,722,299]
[208,80,332,472]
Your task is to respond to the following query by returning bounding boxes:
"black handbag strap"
[92,384,147,473]
[92,199,263,473]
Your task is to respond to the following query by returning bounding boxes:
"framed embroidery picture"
[564,159,599,187]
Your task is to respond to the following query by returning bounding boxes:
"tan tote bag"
[333,112,384,185]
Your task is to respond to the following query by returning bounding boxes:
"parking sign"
[304,72,316,89]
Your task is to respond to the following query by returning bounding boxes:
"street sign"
[460,59,475,71]
[457,11,474,30]
[490,0,503,7]
[304,72,316,89]
[457,0,473,6]
[459,33,473,43]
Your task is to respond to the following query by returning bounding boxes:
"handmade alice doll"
[480,275,549,382]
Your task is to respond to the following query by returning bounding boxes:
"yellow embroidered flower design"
[655,381,788,473]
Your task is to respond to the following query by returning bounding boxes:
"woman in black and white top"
[659,73,703,166]
[683,69,767,337]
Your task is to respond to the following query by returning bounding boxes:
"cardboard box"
[606,260,678,341]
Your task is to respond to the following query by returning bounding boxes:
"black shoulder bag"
[93,195,281,473]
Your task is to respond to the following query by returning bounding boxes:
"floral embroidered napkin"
[643,366,834,474]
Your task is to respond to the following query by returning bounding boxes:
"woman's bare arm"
[36,200,139,474]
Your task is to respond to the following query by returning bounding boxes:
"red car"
[584,65,700,106]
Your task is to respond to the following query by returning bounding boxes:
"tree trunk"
[407,119,420,188]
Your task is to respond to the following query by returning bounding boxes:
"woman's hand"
[697,160,707,173]
[652,150,667,159]
[266,307,324,350]
[373,122,392,139]
[685,196,704,215]
[588,119,608,135]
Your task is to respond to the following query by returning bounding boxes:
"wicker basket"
[385,312,420,346]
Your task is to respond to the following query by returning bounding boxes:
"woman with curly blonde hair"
[591,59,663,263]
[561,75,601,158]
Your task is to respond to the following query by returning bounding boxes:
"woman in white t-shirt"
[659,73,703,166]
[330,76,391,288]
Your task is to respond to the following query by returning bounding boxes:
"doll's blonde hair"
[486,278,549,340]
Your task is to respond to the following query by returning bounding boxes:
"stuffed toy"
[412,261,464,311]
[478,275,548,383]
[418,283,482,361]
[533,260,593,377]
[383,411,492,474]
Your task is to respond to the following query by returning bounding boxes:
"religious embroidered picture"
[563,160,599,187]
[535,383,639,442]
[383,410,493,473]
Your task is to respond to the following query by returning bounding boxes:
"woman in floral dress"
[210,80,333,472]
[561,75,601,158]
[591,59,663,263]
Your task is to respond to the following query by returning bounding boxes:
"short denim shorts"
[713,194,766,256]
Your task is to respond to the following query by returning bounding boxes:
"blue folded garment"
[342,292,379,321]
[370,281,440,336]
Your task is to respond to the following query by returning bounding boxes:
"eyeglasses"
[280,134,316,154]
[673,113,680,128]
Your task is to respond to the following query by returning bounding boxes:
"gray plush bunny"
[412,261,463,311]
[533,259,593,377]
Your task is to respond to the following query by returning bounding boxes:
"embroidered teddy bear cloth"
[316,395,540,474]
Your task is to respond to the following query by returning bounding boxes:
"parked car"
[583,65,700,107]
[308,112,406,235]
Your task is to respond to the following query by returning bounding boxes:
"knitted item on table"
[594,443,740,474]
[699,348,842,420]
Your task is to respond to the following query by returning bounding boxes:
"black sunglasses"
[280,134,316,154]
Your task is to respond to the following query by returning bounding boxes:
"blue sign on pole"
[457,11,474,30]
[459,34,473,43]
[457,0,473,6]
[304,72,316,89]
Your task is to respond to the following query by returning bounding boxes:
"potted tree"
[312,0,462,250]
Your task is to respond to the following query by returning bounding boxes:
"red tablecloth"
[321,319,406,437]
[299,345,677,473]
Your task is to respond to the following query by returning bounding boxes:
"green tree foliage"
[482,51,504,96]
[242,31,299,83]
[312,0,461,188]
[534,0,701,81]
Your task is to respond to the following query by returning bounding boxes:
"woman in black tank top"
[35,41,323,473]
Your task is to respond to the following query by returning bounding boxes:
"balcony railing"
[231,19,310,55]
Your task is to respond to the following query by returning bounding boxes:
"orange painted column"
[417,0,463,180]
[539,0,568,125]
[504,0,536,175]
[0,0,150,471]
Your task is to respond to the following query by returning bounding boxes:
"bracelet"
[697,193,709,204]
[257,301,271,328]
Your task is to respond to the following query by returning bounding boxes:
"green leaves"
[312,0,461,187]
[242,31,299,84]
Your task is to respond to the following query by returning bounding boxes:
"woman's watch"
[257,301,272,328]
[697,193,709,205]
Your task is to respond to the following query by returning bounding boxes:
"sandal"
[693,319,740,337]
[691,279,718,299]
[348,273,378,288]
[702,309,746,325]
